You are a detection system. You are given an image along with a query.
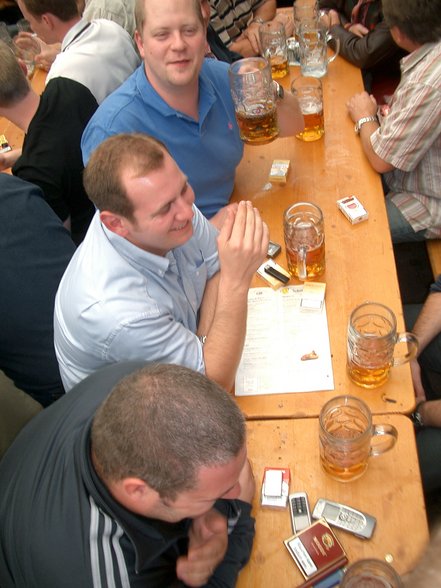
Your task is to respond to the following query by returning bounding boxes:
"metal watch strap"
[354,115,378,134]
[411,401,425,430]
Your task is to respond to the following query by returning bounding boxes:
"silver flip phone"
[312,498,376,539]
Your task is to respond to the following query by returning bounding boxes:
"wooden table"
[0,67,46,157]
[231,57,415,419]
[237,415,429,587]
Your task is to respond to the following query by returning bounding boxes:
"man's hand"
[274,12,294,37]
[15,32,60,70]
[320,9,340,29]
[346,91,378,123]
[217,200,269,287]
[176,509,228,587]
[410,358,427,403]
[347,23,369,37]
[0,148,21,171]
[242,21,262,54]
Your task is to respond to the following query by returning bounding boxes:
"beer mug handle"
[370,424,398,457]
[392,332,419,366]
[297,245,308,280]
[326,34,340,64]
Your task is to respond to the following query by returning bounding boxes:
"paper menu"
[235,286,334,396]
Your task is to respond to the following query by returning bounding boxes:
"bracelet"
[251,17,265,25]
[354,115,379,134]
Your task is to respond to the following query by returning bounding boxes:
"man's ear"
[100,210,130,237]
[111,477,160,515]
[134,29,145,59]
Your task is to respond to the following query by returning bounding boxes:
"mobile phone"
[289,492,311,534]
[267,240,281,258]
[312,498,376,539]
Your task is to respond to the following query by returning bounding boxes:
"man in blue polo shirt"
[81,0,303,226]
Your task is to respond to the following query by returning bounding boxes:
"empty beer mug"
[284,202,325,280]
[259,20,288,79]
[299,21,340,77]
[319,395,398,482]
[229,57,279,145]
[340,559,403,587]
[347,302,419,388]
[291,76,324,141]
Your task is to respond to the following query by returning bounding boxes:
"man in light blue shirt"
[81,0,303,226]
[54,133,269,392]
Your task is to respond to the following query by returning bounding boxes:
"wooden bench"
[427,240,441,278]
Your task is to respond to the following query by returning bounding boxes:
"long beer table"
[238,415,429,587]
[231,56,415,419]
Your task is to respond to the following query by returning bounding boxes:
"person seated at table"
[0,40,96,243]
[404,273,441,495]
[81,0,303,225]
[54,133,269,392]
[0,362,255,587]
[319,0,404,102]
[208,0,293,57]
[16,0,140,105]
[80,0,137,37]
[0,173,75,408]
[346,0,441,244]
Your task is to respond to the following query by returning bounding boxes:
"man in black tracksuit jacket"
[0,362,255,587]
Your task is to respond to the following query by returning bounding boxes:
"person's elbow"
[371,158,394,174]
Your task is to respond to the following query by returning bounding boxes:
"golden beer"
[286,239,325,279]
[347,359,392,389]
[270,55,289,79]
[320,452,369,483]
[296,108,324,141]
[236,104,279,145]
[319,402,370,483]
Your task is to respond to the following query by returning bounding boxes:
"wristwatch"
[354,115,378,134]
[273,81,284,100]
[411,401,425,431]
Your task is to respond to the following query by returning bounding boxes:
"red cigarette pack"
[284,519,348,587]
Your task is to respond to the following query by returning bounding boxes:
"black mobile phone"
[289,492,311,534]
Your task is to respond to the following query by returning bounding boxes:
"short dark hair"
[0,41,30,107]
[135,0,204,33]
[383,0,441,44]
[20,0,79,20]
[83,133,167,219]
[91,364,246,500]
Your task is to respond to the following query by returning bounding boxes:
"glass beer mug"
[298,21,340,78]
[228,57,279,145]
[347,302,419,388]
[283,202,325,280]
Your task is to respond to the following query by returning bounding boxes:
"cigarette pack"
[300,282,326,312]
[284,519,348,588]
[337,196,368,224]
[261,467,290,508]
[269,159,290,184]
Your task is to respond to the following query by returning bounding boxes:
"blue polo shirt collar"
[135,64,217,128]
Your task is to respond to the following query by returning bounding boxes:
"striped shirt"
[209,0,267,46]
[371,40,441,237]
